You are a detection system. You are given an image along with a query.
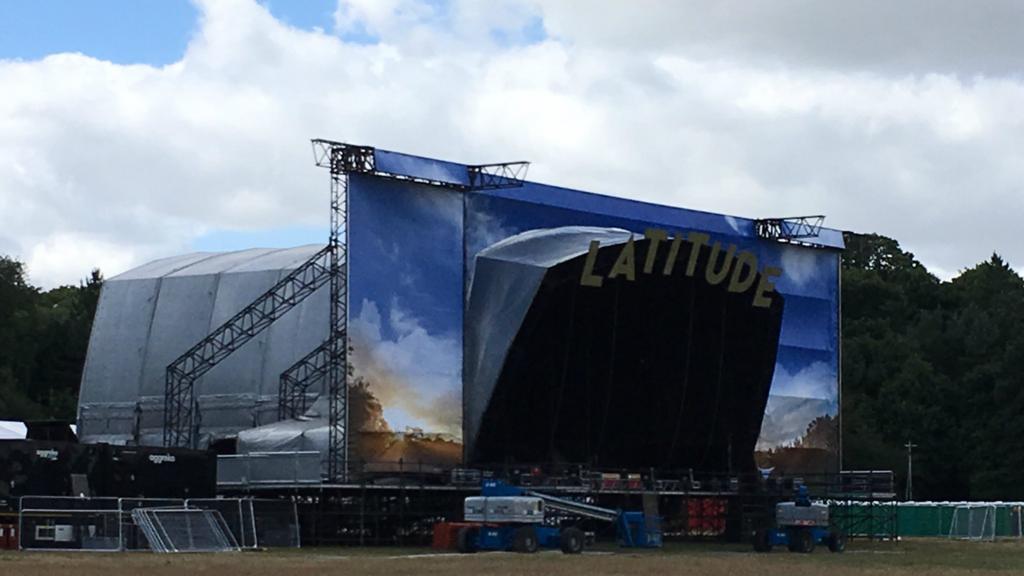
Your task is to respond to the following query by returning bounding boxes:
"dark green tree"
[842,236,1024,500]
[0,256,102,421]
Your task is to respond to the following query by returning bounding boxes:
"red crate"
[0,524,16,550]
[432,522,477,550]
[686,498,727,536]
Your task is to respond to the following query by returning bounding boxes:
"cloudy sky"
[2,0,1022,287]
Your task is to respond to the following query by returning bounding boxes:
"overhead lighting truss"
[312,139,529,191]
[468,160,531,189]
[754,215,827,246]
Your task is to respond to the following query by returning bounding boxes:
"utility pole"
[904,441,917,501]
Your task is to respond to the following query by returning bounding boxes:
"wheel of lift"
[785,528,801,552]
[513,526,539,553]
[827,530,847,553]
[560,527,584,554]
[752,528,773,553]
[456,526,478,554]
[797,528,816,553]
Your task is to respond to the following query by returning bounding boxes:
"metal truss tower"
[277,339,330,421]
[311,140,368,482]
[163,245,332,449]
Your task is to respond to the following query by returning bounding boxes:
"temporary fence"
[131,508,238,553]
[829,501,1024,540]
[17,496,300,551]
[19,496,132,551]
[947,503,1023,541]
[188,498,300,548]
[895,502,1023,539]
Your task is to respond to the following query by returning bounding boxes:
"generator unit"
[0,440,216,507]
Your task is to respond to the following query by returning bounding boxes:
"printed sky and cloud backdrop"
[348,165,841,472]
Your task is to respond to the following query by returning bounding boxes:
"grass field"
[3,539,1024,575]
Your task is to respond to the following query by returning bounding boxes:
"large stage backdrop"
[347,165,844,476]
[77,147,843,477]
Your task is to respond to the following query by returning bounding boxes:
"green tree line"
[1,233,1023,500]
[0,256,101,421]
[842,233,1024,500]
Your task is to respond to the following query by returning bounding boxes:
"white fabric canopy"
[0,420,27,440]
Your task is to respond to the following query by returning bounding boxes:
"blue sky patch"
[260,0,336,32]
[0,0,197,65]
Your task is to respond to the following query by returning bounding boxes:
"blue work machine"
[456,480,662,554]
[753,486,846,553]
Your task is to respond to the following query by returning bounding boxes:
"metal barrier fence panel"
[118,498,187,550]
[949,505,996,540]
[892,502,1024,539]
[18,496,297,551]
[187,498,257,548]
[252,499,301,548]
[19,509,122,551]
[186,498,300,548]
[19,496,123,551]
[131,508,239,553]
[241,499,258,547]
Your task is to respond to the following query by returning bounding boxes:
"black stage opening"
[471,237,784,473]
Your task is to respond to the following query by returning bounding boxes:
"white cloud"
[26,234,137,287]
[757,394,833,450]
[780,245,819,286]
[537,0,1024,76]
[770,361,836,402]
[1,0,1023,287]
[0,235,20,259]
[350,298,462,437]
[466,208,513,258]
[464,207,516,287]
[334,0,439,40]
